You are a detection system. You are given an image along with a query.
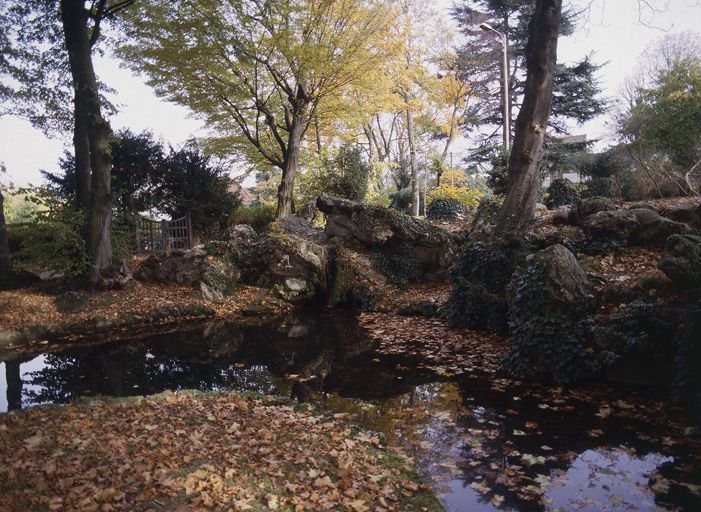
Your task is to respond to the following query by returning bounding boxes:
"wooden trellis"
[136,213,193,253]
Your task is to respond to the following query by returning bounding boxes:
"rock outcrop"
[317,195,457,278]
[581,207,692,247]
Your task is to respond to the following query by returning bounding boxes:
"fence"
[135,213,193,253]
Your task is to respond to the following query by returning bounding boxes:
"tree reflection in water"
[1,312,699,512]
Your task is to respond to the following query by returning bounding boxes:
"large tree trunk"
[73,103,91,209]
[276,113,304,218]
[406,109,419,217]
[500,0,562,230]
[0,189,10,271]
[5,359,23,411]
[61,0,113,284]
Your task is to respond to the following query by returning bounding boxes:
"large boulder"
[240,215,331,303]
[501,244,597,383]
[572,196,615,225]
[659,234,701,290]
[317,195,456,279]
[661,201,701,229]
[581,207,693,247]
[582,210,640,240]
[628,208,692,247]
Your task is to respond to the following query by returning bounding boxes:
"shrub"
[581,177,613,198]
[426,198,468,222]
[329,145,370,202]
[14,189,87,280]
[230,204,276,232]
[388,188,413,214]
[427,184,482,212]
[544,178,581,208]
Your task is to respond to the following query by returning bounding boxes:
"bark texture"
[60,0,114,284]
[501,0,562,230]
[276,114,303,218]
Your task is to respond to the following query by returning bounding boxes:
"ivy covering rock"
[501,244,597,383]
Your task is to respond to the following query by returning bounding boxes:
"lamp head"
[479,23,494,31]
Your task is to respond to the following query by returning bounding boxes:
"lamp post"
[480,23,510,151]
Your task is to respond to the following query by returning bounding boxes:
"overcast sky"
[1,0,700,187]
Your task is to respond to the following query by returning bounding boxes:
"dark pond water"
[1,312,700,512]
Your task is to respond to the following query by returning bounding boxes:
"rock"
[629,208,692,247]
[284,278,307,292]
[628,202,661,213]
[227,224,257,241]
[96,263,134,291]
[535,203,548,214]
[550,206,573,226]
[582,210,640,240]
[135,252,238,298]
[200,281,224,303]
[659,234,701,290]
[317,195,456,278]
[246,215,331,303]
[468,198,503,238]
[573,197,615,225]
[523,244,594,309]
[661,201,701,229]
[184,245,208,259]
[502,244,596,383]
[329,246,386,309]
[296,200,318,223]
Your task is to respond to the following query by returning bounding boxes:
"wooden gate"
[136,213,193,253]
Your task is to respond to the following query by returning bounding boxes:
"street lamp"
[480,23,510,152]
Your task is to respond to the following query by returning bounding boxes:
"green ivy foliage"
[544,178,582,209]
[501,257,597,383]
[444,236,529,334]
[426,198,468,222]
[371,243,419,286]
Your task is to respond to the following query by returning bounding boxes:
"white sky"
[1,0,700,187]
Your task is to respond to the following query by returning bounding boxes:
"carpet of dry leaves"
[0,391,441,512]
[0,283,292,341]
[359,313,508,379]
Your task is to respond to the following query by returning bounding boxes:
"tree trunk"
[406,109,419,217]
[0,189,10,271]
[5,359,23,411]
[500,0,562,230]
[73,103,91,209]
[276,113,304,218]
[363,122,377,163]
[61,0,114,284]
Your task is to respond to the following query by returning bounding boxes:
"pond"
[1,312,699,512]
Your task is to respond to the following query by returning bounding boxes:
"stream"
[1,312,699,512]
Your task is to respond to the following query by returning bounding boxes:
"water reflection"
[0,314,698,512]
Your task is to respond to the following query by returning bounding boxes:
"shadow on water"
[1,312,699,512]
